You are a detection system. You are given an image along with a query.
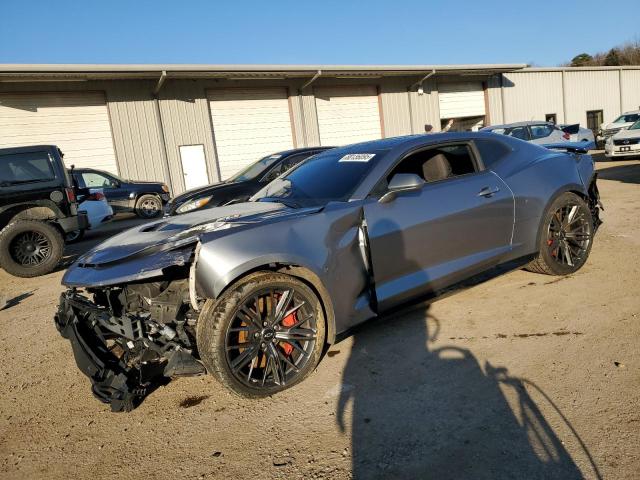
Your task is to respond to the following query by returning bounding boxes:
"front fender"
[194,202,376,338]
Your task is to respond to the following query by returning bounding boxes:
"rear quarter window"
[0,151,55,184]
[473,139,512,169]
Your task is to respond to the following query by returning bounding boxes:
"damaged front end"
[55,276,205,412]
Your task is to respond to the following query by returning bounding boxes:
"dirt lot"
[1,158,638,480]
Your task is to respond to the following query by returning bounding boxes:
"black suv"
[0,145,87,278]
[71,168,170,219]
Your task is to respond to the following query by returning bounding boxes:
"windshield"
[629,120,640,130]
[613,114,640,124]
[228,154,283,182]
[251,149,386,207]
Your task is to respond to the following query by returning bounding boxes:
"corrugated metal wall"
[501,71,564,123]
[5,67,639,196]
[564,70,620,125]
[620,70,640,112]
[105,81,170,184]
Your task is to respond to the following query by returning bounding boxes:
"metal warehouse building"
[1,64,639,194]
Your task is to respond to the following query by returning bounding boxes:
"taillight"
[563,132,571,140]
[65,188,76,203]
[87,191,105,201]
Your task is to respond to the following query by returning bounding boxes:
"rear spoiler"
[543,141,595,154]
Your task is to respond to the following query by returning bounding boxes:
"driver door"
[363,143,514,311]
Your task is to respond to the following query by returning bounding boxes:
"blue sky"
[1,0,638,67]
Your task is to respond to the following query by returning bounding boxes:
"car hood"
[603,122,632,131]
[75,201,320,266]
[612,128,640,140]
[168,181,238,204]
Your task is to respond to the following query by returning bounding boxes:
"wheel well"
[215,263,337,345]
[0,205,59,229]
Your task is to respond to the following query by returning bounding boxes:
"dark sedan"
[71,168,170,218]
[165,147,333,215]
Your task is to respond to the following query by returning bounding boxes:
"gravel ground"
[0,158,638,480]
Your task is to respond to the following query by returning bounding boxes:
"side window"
[505,126,530,141]
[82,172,117,188]
[0,151,54,184]
[386,143,478,186]
[530,124,554,140]
[473,139,512,169]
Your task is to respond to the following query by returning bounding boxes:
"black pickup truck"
[0,145,88,277]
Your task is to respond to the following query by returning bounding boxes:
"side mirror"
[379,173,425,203]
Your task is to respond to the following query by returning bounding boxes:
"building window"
[545,113,557,124]
[586,110,604,138]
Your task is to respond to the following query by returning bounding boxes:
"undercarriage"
[54,275,205,412]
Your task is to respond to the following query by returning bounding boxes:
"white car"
[66,188,113,242]
[599,111,640,142]
[605,120,640,159]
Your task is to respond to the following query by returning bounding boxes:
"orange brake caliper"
[280,311,297,356]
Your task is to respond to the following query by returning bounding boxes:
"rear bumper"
[54,291,163,412]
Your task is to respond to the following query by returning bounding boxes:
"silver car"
[55,132,602,411]
[482,121,594,146]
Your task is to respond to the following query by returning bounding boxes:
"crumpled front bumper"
[54,291,165,412]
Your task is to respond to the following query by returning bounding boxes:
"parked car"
[165,147,334,216]
[66,188,113,242]
[0,145,88,277]
[605,119,640,159]
[55,132,601,411]
[481,121,593,145]
[71,168,170,219]
[598,111,640,143]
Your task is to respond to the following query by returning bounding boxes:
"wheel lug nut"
[261,342,266,348]
[263,322,267,327]
[254,332,260,338]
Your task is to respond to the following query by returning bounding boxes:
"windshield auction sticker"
[339,153,376,162]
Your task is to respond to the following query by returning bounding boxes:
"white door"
[208,88,294,179]
[314,85,382,146]
[0,91,118,173]
[179,144,209,191]
[438,82,485,119]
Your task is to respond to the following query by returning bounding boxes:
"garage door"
[438,82,485,119]
[0,92,118,173]
[208,88,295,179]
[315,86,382,146]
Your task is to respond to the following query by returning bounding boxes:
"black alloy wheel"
[225,286,318,389]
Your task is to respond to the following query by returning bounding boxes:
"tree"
[604,48,621,66]
[571,53,593,67]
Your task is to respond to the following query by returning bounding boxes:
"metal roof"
[0,63,528,81]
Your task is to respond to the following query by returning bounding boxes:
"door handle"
[477,186,500,197]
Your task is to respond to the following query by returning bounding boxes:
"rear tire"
[0,220,64,278]
[65,229,85,243]
[135,194,162,219]
[196,271,326,398]
[526,192,594,276]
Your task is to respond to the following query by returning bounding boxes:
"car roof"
[482,121,551,130]
[273,146,335,157]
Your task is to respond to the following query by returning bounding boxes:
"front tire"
[135,194,162,219]
[196,272,326,398]
[0,220,64,278]
[526,192,594,276]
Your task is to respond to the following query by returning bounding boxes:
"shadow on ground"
[596,162,640,185]
[337,306,601,479]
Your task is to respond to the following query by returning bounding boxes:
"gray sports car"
[55,132,602,411]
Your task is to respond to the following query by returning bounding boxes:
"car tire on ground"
[197,271,326,398]
[65,229,85,243]
[135,194,163,219]
[0,220,64,278]
[526,192,594,276]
